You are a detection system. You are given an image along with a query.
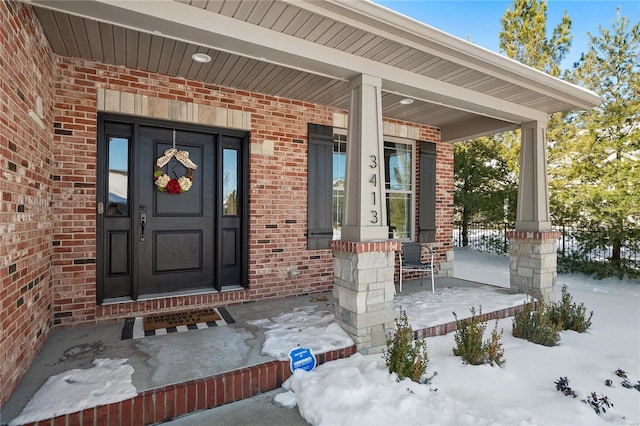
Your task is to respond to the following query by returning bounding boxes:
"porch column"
[508,121,558,301]
[341,74,388,241]
[332,74,396,354]
[331,241,399,354]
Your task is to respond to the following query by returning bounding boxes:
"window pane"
[332,134,346,239]
[387,193,411,239]
[331,135,414,240]
[384,142,412,191]
[107,137,129,216]
[223,149,238,216]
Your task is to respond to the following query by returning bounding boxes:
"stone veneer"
[506,230,561,301]
[331,240,401,354]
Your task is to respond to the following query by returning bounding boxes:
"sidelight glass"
[107,137,129,216]
[223,148,238,216]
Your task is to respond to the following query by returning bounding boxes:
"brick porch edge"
[22,302,529,426]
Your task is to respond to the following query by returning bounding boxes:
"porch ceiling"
[27,0,600,142]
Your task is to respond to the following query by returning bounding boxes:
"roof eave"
[308,0,601,112]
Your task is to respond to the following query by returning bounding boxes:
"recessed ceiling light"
[399,98,414,105]
[192,53,212,63]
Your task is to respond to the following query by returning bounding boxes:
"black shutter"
[418,141,437,243]
[307,123,334,249]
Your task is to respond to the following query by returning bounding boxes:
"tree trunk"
[462,208,470,247]
[611,240,622,262]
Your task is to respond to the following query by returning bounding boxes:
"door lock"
[140,213,147,242]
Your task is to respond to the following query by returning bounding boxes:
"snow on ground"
[273,249,640,425]
[8,249,640,425]
[9,358,137,426]
[248,306,353,359]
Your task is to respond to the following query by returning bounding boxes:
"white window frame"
[331,129,416,241]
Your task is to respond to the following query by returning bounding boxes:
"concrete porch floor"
[1,277,520,425]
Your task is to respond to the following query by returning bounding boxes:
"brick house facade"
[1,1,454,406]
[1,0,599,408]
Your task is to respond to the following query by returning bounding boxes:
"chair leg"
[430,266,435,293]
[398,252,403,293]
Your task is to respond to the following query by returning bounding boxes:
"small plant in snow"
[512,297,561,347]
[554,376,577,397]
[621,379,640,391]
[452,306,505,366]
[384,308,434,384]
[548,285,593,332]
[582,392,613,414]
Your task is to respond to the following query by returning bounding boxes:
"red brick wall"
[434,139,455,263]
[50,57,451,329]
[51,57,337,326]
[0,1,56,408]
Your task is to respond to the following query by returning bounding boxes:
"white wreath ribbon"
[155,148,198,169]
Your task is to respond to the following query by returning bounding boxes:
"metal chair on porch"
[398,242,435,293]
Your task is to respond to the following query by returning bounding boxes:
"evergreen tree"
[499,0,572,77]
[454,1,572,246]
[498,0,575,229]
[557,12,640,275]
[454,137,516,247]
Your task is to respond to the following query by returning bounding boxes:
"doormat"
[121,307,235,340]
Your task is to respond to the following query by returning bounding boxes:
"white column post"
[341,74,388,242]
[516,121,551,232]
[508,120,558,301]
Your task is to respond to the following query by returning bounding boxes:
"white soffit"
[25,0,600,140]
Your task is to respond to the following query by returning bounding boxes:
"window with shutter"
[307,123,334,249]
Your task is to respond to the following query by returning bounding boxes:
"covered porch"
[2,270,529,425]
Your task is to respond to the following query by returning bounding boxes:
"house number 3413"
[369,155,379,224]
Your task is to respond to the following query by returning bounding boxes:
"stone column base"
[330,240,400,354]
[506,231,560,302]
[438,249,455,277]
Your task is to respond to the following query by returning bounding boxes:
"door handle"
[140,213,147,242]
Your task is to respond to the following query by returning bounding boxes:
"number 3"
[370,210,378,224]
[369,155,377,169]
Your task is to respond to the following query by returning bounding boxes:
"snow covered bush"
[452,306,505,366]
[384,309,432,383]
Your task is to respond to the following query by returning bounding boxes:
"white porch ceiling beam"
[440,116,520,144]
[27,0,549,124]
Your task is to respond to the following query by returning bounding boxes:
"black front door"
[97,115,248,303]
[136,125,215,295]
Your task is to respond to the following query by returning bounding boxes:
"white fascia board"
[28,0,548,123]
[294,0,601,111]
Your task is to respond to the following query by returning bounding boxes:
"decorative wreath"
[153,148,198,194]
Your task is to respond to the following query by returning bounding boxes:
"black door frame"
[96,113,249,304]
